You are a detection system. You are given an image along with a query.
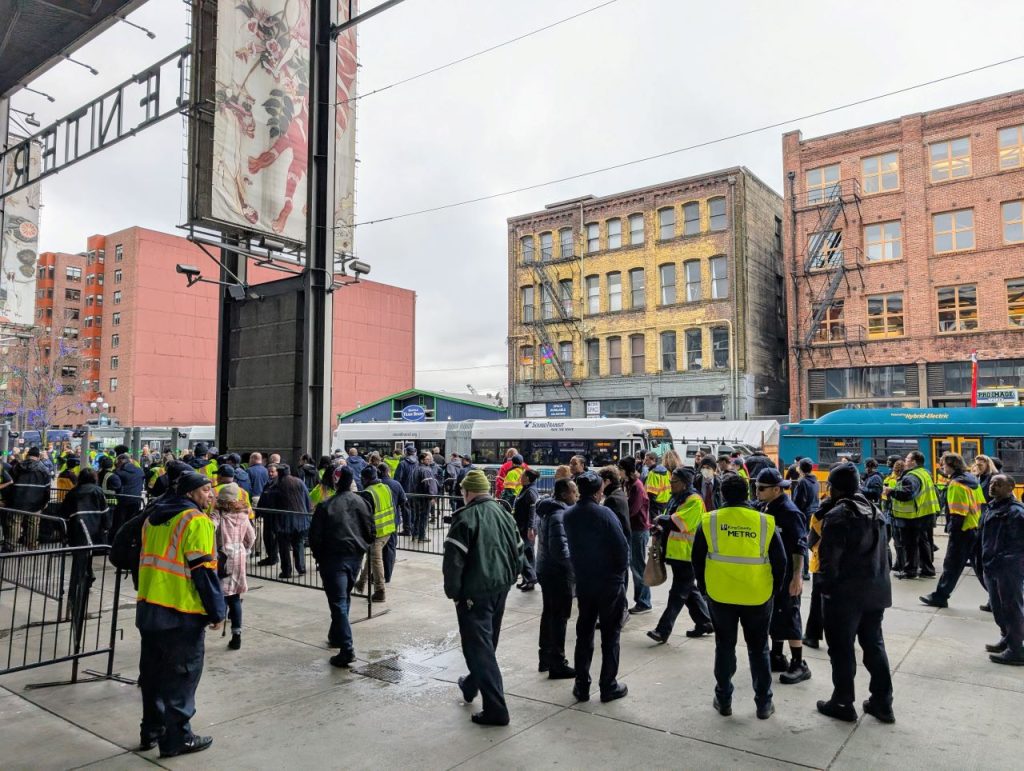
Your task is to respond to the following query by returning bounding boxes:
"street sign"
[586,401,601,417]
[977,388,1020,406]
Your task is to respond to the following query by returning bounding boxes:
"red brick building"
[783,90,1024,419]
[36,227,415,427]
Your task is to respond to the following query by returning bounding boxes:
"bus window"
[818,437,862,465]
[995,438,1024,483]
[870,438,919,464]
[958,438,981,466]
[472,440,498,464]
[593,441,616,466]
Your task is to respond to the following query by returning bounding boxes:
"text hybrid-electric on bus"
[332,418,675,478]
[778,407,1024,489]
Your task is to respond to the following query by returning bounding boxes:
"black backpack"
[110,508,148,574]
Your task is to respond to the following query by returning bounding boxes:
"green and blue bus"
[779,407,1024,487]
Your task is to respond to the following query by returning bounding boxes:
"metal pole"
[171,426,180,456]
[131,427,142,459]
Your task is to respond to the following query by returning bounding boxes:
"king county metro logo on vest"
[720,523,758,538]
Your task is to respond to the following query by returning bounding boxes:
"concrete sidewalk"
[1,539,1022,770]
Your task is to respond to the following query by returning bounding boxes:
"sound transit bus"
[332,418,674,481]
[778,407,1024,486]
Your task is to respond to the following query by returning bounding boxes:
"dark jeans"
[139,627,205,753]
[895,518,924,575]
[457,591,509,719]
[920,515,936,574]
[935,527,978,601]
[988,565,1024,651]
[822,601,892,707]
[538,579,573,668]
[399,500,412,533]
[383,532,397,582]
[804,574,824,642]
[629,530,652,609]
[260,512,278,563]
[574,587,627,695]
[708,598,773,708]
[278,531,307,574]
[225,594,242,632]
[520,529,537,584]
[319,555,364,651]
[412,498,431,539]
[654,561,710,639]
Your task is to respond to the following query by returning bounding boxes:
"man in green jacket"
[443,469,524,727]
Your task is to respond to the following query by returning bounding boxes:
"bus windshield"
[645,428,674,457]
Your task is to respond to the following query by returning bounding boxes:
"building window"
[814,300,846,344]
[559,341,573,369]
[660,331,676,371]
[630,334,645,374]
[662,395,724,417]
[520,236,534,263]
[84,316,93,328]
[113,290,122,304]
[85,296,93,306]
[110,356,119,370]
[683,202,700,235]
[65,266,82,281]
[933,209,974,253]
[608,337,622,375]
[867,293,905,338]
[708,197,727,231]
[864,221,902,261]
[540,232,553,261]
[862,152,899,193]
[685,328,702,370]
[61,365,78,378]
[519,346,534,379]
[112,312,121,326]
[585,275,600,314]
[1008,279,1024,327]
[806,163,840,204]
[65,288,81,301]
[712,327,729,368]
[774,216,783,252]
[586,222,600,253]
[629,268,645,309]
[559,279,573,316]
[114,245,123,262]
[38,266,46,279]
[607,272,622,312]
[684,260,701,302]
[710,256,728,299]
[929,137,971,182]
[999,125,1024,170]
[111,333,120,347]
[559,227,574,258]
[659,263,676,305]
[521,286,534,322]
[1003,201,1024,244]
[807,230,843,269]
[607,218,622,249]
[629,213,644,245]
[599,398,645,418]
[937,284,978,333]
[114,269,123,283]
[658,207,675,240]
[586,338,600,377]
[541,285,555,320]
[64,308,79,320]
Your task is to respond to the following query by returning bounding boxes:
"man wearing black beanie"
[816,462,895,725]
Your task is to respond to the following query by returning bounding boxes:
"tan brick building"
[783,90,1024,419]
[507,168,788,421]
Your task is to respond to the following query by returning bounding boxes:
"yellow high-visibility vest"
[137,507,216,615]
[892,467,940,520]
[700,506,775,606]
[946,479,983,531]
[645,469,671,504]
[665,493,705,562]
[310,484,334,507]
[366,482,396,537]
[504,467,524,496]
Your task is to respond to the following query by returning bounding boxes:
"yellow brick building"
[506,168,788,420]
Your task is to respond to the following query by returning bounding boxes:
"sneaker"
[862,699,896,724]
[471,710,510,726]
[756,701,775,720]
[228,633,241,650]
[685,623,715,638]
[354,583,366,595]
[980,603,992,612]
[802,637,820,649]
[600,683,628,703]
[985,639,1008,653]
[548,664,576,680]
[160,735,213,758]
[256,557,278,567]
[895,572,918,580]
[713,695,732,716]
[329,649,355,668]
[458,675,478,702]
[137,735,161,752]
[920,570,937,578]
[816,699,857,722]
[770,653,789,673]
[518,582,536,592]
[371,590,386,602]
[780,660,811,685]
[646,630,667,644]
[278,571,293,579]
[919,594,947,609]
[989,649,1024,666]
[627,605,652,615]
[572,684,590,702]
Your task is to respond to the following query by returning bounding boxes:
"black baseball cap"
[756,468,791,489]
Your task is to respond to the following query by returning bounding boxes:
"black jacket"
[512,485,539,533]
[981,495,1024,572]
[860,471,884,503]
[395,454,419,493]
[309,491,374,562]
[564,497,629,597]
[744,452,776,481]
[792,475,821,518]
[817,493,892,610]
[10,458,50,513]
[602,485,631,537]
[259,468,312,534]
[59,483,109,544]
[536,497,573,583]
[763,492,808,572]
[116,462,146,499]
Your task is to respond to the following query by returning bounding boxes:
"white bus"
[332,418,674,474]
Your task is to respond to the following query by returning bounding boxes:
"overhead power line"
[356,52,1024,227]
[336,0,622,106]
[417,362,507,373]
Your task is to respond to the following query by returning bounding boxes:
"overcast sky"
[10,0,1024,399]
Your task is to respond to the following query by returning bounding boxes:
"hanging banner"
[189,0,357,250]
[1,140,41,326]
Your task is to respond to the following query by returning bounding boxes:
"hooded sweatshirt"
[817,492,891,610]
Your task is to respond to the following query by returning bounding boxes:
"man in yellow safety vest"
[135,472,225,758]
[647,468,714,644]
[643,452,672,518]
[891,451,940,580]
[356,466,397,602]
[693,473,787,720]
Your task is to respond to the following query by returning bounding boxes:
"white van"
[674,441,757,467]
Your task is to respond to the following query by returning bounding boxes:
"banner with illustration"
[1,140,41,326]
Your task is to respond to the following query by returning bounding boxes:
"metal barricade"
[398,494,464,555]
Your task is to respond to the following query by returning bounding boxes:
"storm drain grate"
[351,656,440,685]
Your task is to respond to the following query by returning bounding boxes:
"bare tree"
[2,328,85,444]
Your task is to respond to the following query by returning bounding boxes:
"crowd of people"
[2,439,1023,756]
